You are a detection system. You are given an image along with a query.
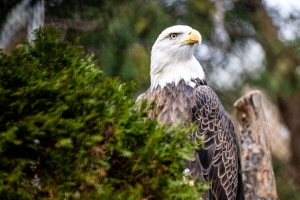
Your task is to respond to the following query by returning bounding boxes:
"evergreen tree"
[0,26,207,199]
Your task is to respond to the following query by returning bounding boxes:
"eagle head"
[150,25,205,89]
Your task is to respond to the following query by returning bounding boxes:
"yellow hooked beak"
[182,29,202,45]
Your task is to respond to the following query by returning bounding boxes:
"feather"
[137,25,244,200]
[139,80,244,199]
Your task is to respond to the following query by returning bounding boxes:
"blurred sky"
[265,0,300,17]
[265,0,300,40]
[208,0,300,88]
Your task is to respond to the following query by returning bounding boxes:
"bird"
[137,25,244,200]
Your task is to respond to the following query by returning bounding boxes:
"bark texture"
[232,0,300,184]
[234,90,278,200]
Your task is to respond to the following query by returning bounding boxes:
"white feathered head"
[150,25,205,89]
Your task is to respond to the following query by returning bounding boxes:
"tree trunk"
[232,0,300,185]
[234,90,278,200]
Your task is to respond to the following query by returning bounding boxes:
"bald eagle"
[138,25,244,200]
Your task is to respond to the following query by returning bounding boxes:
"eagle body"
[138,25,244,199]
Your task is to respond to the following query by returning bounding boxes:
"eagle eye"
[169,33,178,40]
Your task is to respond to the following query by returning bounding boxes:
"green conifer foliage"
[0,26,207,199]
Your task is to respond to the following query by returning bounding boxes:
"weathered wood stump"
[234,90,278,200]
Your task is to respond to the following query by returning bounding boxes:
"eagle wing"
[137,81,244,199]
[190,85,244,200]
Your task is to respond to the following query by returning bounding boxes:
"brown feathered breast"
[138,79,244,200]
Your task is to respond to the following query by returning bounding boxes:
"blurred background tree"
[1,0,300,199]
